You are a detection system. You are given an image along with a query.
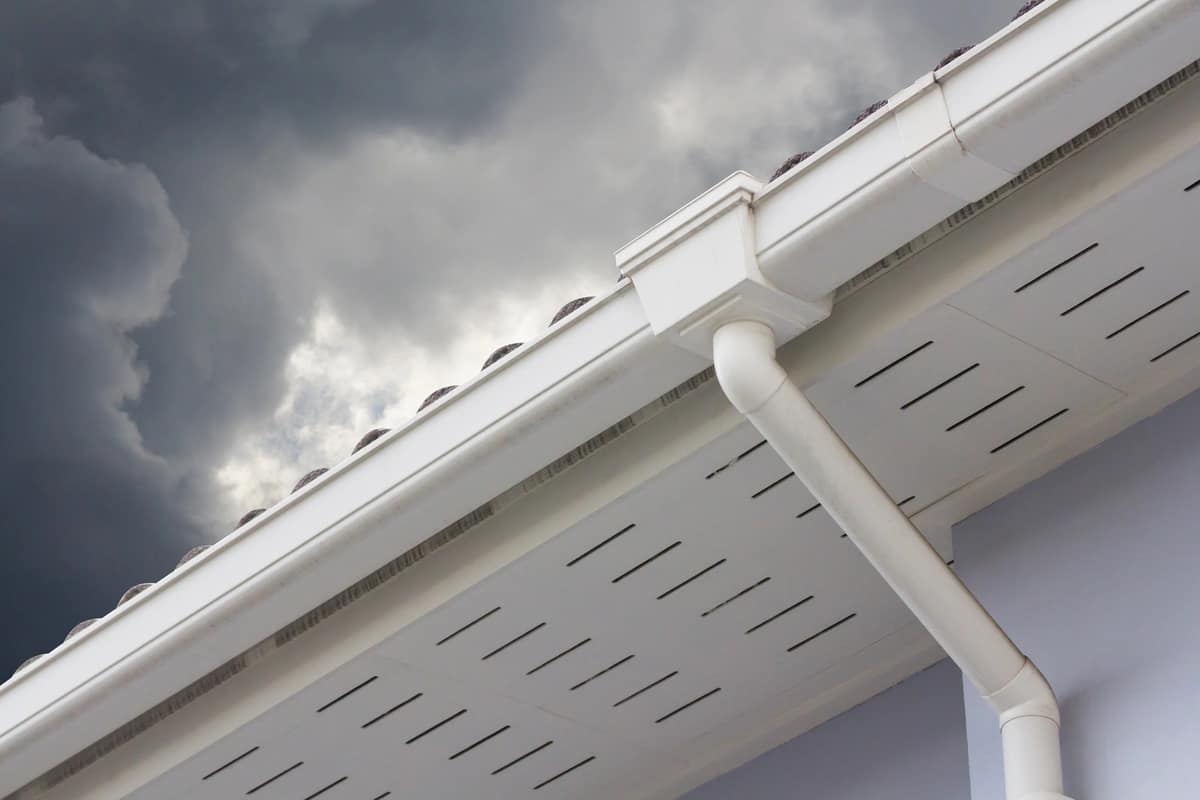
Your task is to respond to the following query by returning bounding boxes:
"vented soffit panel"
[10,44,1200,800]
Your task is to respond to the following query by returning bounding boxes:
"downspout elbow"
[991,660,1068,800]
[713,321,788,414]
[987,658,1060,727]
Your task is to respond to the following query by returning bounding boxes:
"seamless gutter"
[3,0,1199,795]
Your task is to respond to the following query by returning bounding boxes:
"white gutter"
[4,0,1196,795]
[753,0,1200,304]
[712,321,1067,800]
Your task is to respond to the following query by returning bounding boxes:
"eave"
[3,1,1200,797]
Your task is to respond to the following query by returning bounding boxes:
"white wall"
[682,658,970,800]
[955,387,1200,800]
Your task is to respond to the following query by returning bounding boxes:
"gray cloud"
[0,97,194,669]
[0,0,1013,675]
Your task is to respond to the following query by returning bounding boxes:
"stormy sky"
[0,1,1015,677]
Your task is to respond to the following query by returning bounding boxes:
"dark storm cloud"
[0,0,565,676]
[0,0,550,154]
[0,97,193,672]
[0,0,1015,677]
[0,0,558,467]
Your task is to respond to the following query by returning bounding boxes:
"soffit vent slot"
[854,340,934,387]
[613,672,678,708]
[533,756,596,791]
[449,725,510,760]
[946,386,1025,432]
[612,541,681,583]
[1152,330,1200,362]
[751,472,795,499]
[570,655,635,692]
[437,607,502,646]
[566,524,636,566]
[405,709,468,745]
[989,408,1070,454]
[701,577,771,618]
[482,624,547,661]
[301,776,347,800]
[491,741,553,775]
[788,613,858,653]
[1014,242,1099,293]
[201,747,259,781]
[654,688,722,724]
[362,692,422,729]
[656,559,726,600]
[316,675,378,712]
[744,597,814,635]
[796,502,822,519]
[527,640,592,676]
[246,760,303,794]
[704,440,768,479]
[901,363,979,409]
[1105,290,1189,339]
[1060,266,1144,316]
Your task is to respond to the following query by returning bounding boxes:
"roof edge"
[754,0,1200,302]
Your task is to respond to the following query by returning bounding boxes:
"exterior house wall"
[955,387,1200,800]
[681,658,970,800]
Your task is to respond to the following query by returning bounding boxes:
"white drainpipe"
[713,320,1070,800]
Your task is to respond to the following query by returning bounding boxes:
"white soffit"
[951,158,1200,390]
[53,99,1200,800]
[14,17,1200,800]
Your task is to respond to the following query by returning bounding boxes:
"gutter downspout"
[713,320,1069,800]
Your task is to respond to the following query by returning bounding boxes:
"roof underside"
[16,58,1200,800]
[7,5,1200,799]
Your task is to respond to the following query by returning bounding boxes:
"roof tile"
[352,428,390,454]
[550,297,594,326]
[13,654,44,676]
[770,151,814,182]
[117,583,154,607]
[481,342,522,370]
[176,545,211,568]
[1014,0,1045,19]
[291,468,329,494]
[65,619,99,640]
[418,385,458,412]
[237,508,267,527]
[935,45,974,70]
[850,98,888,128]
